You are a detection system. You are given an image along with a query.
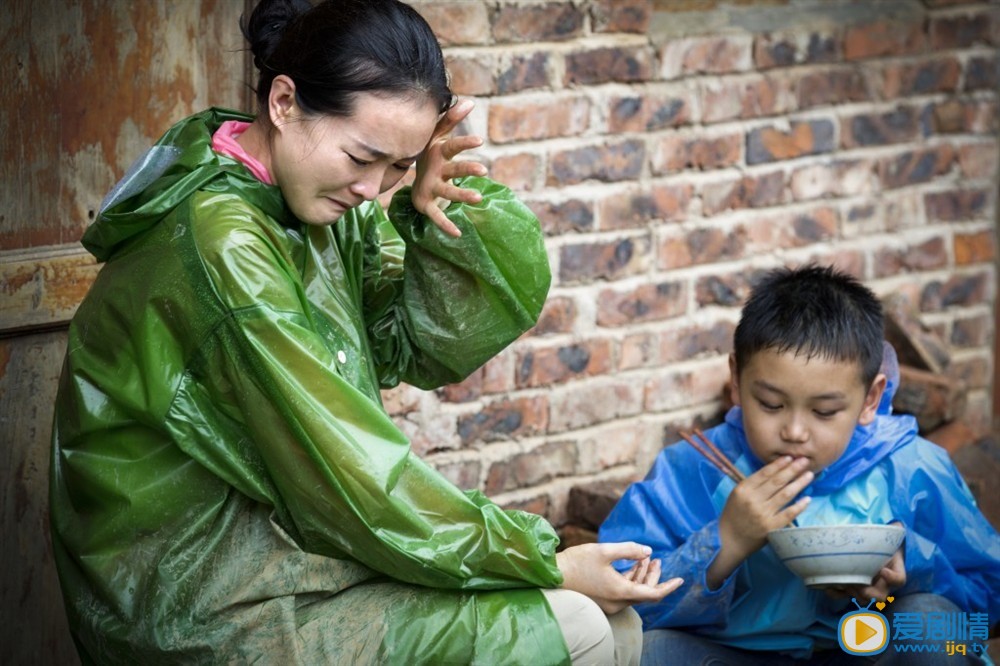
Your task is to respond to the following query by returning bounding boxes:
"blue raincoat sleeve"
[887,439,1000,620]
[598,426,745,630]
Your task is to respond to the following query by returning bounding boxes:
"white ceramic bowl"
[767,524,906,588]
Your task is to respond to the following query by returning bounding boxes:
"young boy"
[599,265,1000,663]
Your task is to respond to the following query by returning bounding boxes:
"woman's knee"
[541,589,615,665]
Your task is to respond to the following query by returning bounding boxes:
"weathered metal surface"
[1,0,252,252]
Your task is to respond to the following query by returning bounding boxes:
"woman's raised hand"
[411,99,489,237]
[556,542,683,616]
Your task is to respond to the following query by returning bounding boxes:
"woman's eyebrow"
[354,140,420,163]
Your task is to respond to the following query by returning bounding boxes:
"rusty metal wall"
[1,1,252,662]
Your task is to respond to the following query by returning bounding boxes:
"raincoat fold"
[51,108,569,665]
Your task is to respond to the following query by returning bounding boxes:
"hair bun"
[240,0,313,71]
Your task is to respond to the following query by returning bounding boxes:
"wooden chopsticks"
[679,427,801,527]
[679,427,746,483]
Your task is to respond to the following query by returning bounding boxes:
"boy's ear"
[728,353,742,407]
[858,372,887,425]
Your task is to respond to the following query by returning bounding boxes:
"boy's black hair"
[733,264,885,387]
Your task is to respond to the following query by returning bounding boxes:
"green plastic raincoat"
[50,108,569,665]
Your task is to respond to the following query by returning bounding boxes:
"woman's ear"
[858,373,887,426]
[728,353,742,407]
[268,74,299,129]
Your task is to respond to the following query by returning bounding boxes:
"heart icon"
[876,602,886,611]
[886,596,895,603]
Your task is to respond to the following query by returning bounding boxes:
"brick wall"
[386,0,999,528]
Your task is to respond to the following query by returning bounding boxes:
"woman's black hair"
[733,264,885,387]
[240,0,453,118]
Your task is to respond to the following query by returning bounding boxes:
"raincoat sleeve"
[180,189,563,592]
[888,439,1000,619]
[364,176,551,389]
[599,440,745,630]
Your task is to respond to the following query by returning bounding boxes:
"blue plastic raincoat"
[50,108,570,665]
[599,372,1000,657]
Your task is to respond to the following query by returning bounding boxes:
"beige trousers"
[541,589,643,666]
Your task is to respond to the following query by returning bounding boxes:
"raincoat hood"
[83,108,285,262]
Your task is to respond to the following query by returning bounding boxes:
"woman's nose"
[349,171,382,202]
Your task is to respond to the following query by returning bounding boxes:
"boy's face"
[729,348,886,475]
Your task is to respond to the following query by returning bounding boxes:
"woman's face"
[269,83,440,225]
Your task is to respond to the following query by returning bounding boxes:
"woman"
[50,0,679,664]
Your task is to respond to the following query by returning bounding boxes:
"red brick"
[965,54,1000,92]
[515,339,613,388]
[954,230,996,265]
[486,440,577,494]
[652,132,742,174]
[548,139,646,186]
[700,171,786,216]
[596,280,687,327]
[439,369,484,403]
[434,459,482,491]
[619,331,660,370]
[930,13,994,50]
[492,3,585,43]
[658,321,735,363]
[754,30,839,69]
[874,237,949,278]
[841,106,922,148]
[591,0,652,34]
[548,379,645,432]
[957,142,999,178]
[598,183,693,230]
[658,232,694,270]
[403,410,460,456]
[380,384,423,416]
[488,153,541,193]
[664,226,747,267]
[951,312,992,348]
[745,206,839,253]
[660,35,753,78]
[498,493,550,518]
[488,97,591,144]
[843,20,925,61]
[644,360,730,412]
[695,270,753,307]
[558,235,651,283]
[445,54,496,96]
[701,75,796,124]
[497,52,552,95]
[881,57,962,99]
[417,3,491,46]
[482,353,516,394]
[878,146,955,189]
[608,91,691,133]
[920,271,991,311]
[746,119,836,164]
[456,395,549,445]
[790,159,877,201]
[948,353,992,391]
[527,198,595,235]
[529,296,579,337]
[565,45,656,85]
[796,68,870,108]
[924,189,989,221]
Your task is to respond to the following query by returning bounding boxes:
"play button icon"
[838,611,889,655]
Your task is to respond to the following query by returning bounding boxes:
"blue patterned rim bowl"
[766,524,906,588]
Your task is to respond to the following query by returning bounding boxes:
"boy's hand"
[411,99,488,238]
[824,545,906,601]
[707,456,813,588]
